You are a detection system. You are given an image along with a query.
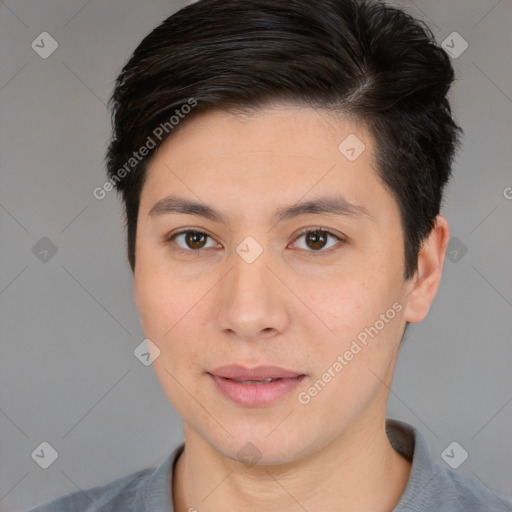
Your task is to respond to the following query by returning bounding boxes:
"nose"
[216,246,290,342]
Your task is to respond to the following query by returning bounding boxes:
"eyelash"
[165,228,347,257]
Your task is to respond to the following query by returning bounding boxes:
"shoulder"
[26,443,183,512]
[25,466,153,512]
[428,462,512,511]
[386,419,512,512]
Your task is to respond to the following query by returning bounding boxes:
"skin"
[133,104,450,512]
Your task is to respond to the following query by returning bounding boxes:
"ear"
[404,215,450,323]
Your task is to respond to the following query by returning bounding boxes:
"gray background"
[0,0,511,510]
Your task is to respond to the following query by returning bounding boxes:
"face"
[134,105,419,466]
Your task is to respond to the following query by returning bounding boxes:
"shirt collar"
[386,418,441,511]
[140,442,184,512]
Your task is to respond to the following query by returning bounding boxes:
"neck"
[172,415,412,512]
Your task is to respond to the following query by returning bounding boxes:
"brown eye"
[184,231,208,249]
[168,230,218,253]
[292,228,345,254]
[305,230,328,250]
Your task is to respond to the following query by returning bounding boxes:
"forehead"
[139,105,395,223]
[150,105,370,164]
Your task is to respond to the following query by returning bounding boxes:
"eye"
[166,227,347,256]
[167,230,219,254]
[290,228,346,254]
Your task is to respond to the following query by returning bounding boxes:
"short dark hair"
[106,0,462,279]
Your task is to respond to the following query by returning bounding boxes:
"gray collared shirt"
[27,418,512,511]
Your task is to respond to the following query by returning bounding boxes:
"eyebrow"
[147,194,372,224]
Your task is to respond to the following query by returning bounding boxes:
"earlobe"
[404,215,450,323]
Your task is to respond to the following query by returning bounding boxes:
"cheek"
[302,260,405,373]
[298,268,382,337]
[298,281,404,424]
[134,265,212,366]
[134,271,168,335]
[134,268,206,405]
[134,262,188,351]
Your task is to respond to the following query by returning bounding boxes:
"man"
[29,0,512,510]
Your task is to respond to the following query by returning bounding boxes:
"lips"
[209,364,304,381]
[208,365,306,406]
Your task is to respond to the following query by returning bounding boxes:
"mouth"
[223,377,285,384]
[209,364,305,380]
[207,365,306,406]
